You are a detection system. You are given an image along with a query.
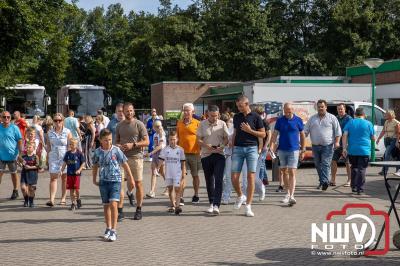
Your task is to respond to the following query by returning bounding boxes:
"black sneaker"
[29,201,35,208]
[275,186,284,192]
[321,183,329,191]
[126,191,135,207]
[352,187,357,193]
[118,212,125,222]
[76,199,82,209]
[192,195,200,204]
[175,206,182,215]
[23,200,29,207]
[316,184,322,190]
[133,209,142,220]
[10,190,18,200]
[70,203,76,211]
[179,198,185,206]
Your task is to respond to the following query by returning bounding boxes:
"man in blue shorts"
[270,103,305,205]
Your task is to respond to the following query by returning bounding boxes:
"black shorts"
[332,147,345,162]
[21,170,38,186]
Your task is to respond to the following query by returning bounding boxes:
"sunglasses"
[2,116,11,119]
[54,119,62,122]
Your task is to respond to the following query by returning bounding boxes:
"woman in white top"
[46,113,72,207]
[146,120,166,198]
[32,115,45,149]
[95,115,105,148]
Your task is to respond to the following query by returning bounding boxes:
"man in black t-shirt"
[231,95,265,217]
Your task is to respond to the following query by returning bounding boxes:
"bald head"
[13,111,21,119]
[284,102,294,118]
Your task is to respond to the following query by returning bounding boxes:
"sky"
[67,0,193,14]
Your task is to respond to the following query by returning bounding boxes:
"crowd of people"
[0,96,395,242]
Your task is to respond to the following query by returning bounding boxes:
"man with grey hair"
[177,102,202,205]
[304,99,341,191]
[197,105,229,215]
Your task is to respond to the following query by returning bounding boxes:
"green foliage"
[1,0,400,108]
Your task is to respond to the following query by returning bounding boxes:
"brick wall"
[351,70,400,85]
[151,82,235,116]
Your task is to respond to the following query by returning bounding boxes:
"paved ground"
[0,163,400,265]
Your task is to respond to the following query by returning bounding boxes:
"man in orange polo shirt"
[177,103,201,204]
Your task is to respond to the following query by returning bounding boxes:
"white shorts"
[165,178,181,187]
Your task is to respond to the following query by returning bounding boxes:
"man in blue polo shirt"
[0,111,24,200]
[270,103,305,205]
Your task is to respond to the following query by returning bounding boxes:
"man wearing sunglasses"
[0,111,24,200]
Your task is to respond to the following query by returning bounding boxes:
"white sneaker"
[259,185,266,201]
[108,230,117,242]
[394,170,400,177]
[245,204,254,217]
[234,195,247,210]
[289,196,297,205]
[281,194,290,204]
[213,205,220,215]
[103,228,111,240]
[206,204,214,213]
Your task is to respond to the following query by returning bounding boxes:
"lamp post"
[363,58,384,162]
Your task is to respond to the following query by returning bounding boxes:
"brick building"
[347,59,400,116]
[150,81,239,117]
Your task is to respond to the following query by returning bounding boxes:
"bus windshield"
[6,89,45,117]
[69,89,105,117]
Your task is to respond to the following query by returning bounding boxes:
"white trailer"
[244,82,372,103]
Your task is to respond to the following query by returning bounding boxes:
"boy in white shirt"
[159,131,186,215]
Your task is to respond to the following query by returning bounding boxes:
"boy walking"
[19,142,39,207]
[159,131,186,215]
[92,129,135,241]
[61,139,85,210]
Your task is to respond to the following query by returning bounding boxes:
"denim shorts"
[231,146,258,173]
[99,181,121,204]
[278,150,300,169]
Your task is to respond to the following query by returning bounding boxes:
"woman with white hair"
[376,109,400,175]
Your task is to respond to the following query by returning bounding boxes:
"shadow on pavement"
[0,218,100,224]
[0,235,101,244]
[210,247,400,265]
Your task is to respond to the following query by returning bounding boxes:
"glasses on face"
[54,119,62,122]
[2,116,11,119]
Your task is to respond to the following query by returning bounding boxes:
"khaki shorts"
[185,153,201,177]
[127,158,144,182]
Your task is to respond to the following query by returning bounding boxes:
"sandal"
[167,206,175,213]
[344,182,351,187]
[46,201,54,207]
[59,201,66,205]
[329,182,336,186]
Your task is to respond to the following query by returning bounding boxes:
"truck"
[0,84,51,118]
[243,82,372,103]
[57,84,112,117]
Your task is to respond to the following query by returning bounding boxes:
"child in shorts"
[61,138,85,211]
[159,131,185,215]
[92,129,135,242]
[19,142,39,207]
[146,120,166,198]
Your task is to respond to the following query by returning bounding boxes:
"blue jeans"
[241,154,266,197]
[312,144,334,186]
[231,146,258,173]
[222,155,233,202]
[99,181,121,204]
[382,138,398,173]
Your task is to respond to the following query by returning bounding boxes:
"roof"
[346,59,400,77]
[150,81,240,86]
[61,84,106,90]
[6,84,45,90]
[247,76,349,84]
